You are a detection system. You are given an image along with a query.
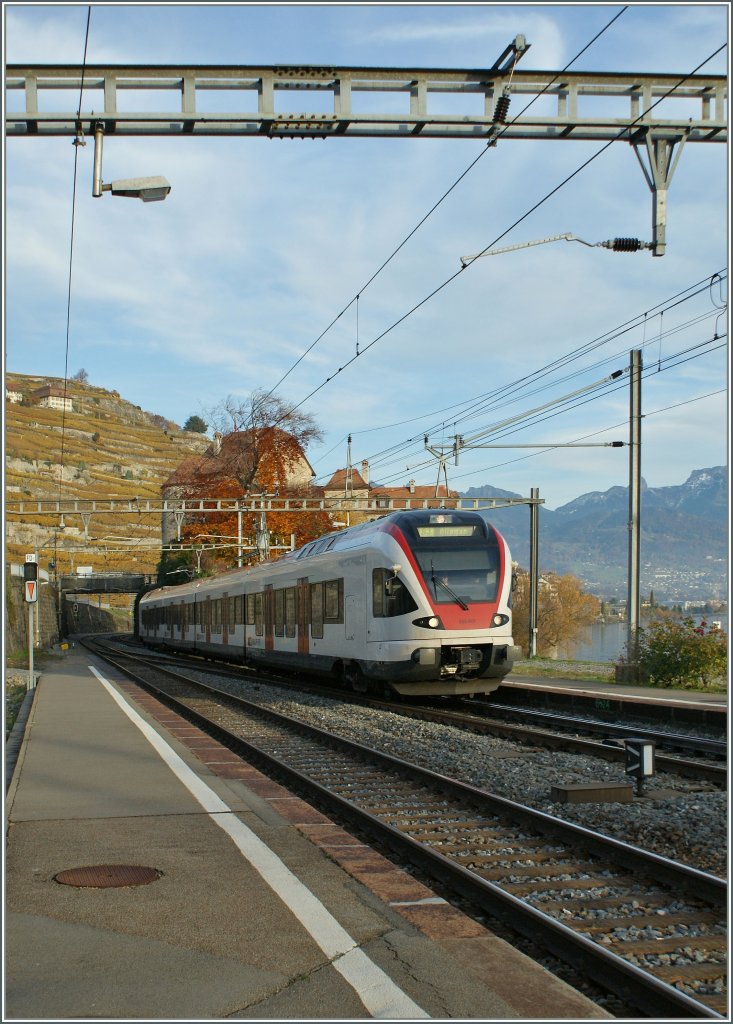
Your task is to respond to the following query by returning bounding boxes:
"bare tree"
[206,390,322,493]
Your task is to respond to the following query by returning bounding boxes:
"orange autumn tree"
[162,390,332,575]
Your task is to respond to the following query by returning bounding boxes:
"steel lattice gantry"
[4,64,727,141]
[5,62,727,255]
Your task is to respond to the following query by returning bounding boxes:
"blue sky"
[3,3,729,510]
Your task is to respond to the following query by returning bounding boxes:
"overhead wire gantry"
[6,44,727,255]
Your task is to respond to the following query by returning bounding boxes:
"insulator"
[492,93,511,124]
[611,237,644,252]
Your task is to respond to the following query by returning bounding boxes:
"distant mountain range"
[461,467,728,602]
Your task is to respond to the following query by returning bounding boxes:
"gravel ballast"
[190,672,727,879]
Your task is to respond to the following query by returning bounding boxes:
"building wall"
[39,396,73,411]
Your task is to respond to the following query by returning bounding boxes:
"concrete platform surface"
[5,650,609,1020]
[501,674,727,710]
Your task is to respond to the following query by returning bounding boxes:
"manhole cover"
[54,864,162,888]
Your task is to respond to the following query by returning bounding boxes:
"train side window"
[285,588,296,637]
[324,579,343,623]
[311,583,324,638]
[228,596,236,631]
[255,593,264,636]
[274,589,285,636]
[372,569,418,617]
[236,595,245,625]
[245,593,255,625]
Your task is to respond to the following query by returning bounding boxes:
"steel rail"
[383,702,727,784]
[109,638,727,783]
[85,637,725,1018]
[481,700,727,756]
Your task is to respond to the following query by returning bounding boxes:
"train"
[138,508,521,697]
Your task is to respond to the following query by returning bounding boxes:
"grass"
[5,681,28,734]
[513,657,727,692]
[512,658,615,681]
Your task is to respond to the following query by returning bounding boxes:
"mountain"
[462,468,728,602]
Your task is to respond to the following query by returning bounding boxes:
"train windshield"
[407,519,501,605]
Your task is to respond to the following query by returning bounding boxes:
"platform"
[4,649,608,1020]
[500,673,727,715]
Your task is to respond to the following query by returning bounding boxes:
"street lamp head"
[105,176,172,202]
[91,126,171,201]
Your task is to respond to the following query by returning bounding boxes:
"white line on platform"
[88,664,429,1019]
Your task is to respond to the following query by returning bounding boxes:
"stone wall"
[5,570,60,658]
[5,571,129,658]
[63,598,121,635]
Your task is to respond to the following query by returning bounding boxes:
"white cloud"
[4,3,727,508]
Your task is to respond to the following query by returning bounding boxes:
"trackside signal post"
[24,555,38,689]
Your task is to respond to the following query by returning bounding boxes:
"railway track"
[86,637,727,1018]
[475,698,727,757]
[104,636,727,784]
[386,700,724,786]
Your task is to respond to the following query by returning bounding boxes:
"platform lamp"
[90,123,171,202]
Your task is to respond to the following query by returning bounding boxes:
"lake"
[558,615,729,663]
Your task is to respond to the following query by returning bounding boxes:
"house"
[31,385,73,412]
[161,428,317,546]
[5,388,23,403]
[322,459,460,525]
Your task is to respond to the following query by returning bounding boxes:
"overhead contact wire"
[56,6,92,571]
[266,6,629,401]
[287,42,725,424]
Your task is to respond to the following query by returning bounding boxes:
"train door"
[345,556,367,642]
[264,585,274,652]
[297,577,309,655]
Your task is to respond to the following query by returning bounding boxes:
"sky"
[3,2,729,511]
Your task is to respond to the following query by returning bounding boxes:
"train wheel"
[343,663,368,693]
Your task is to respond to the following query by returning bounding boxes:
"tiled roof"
[323,468,369,491]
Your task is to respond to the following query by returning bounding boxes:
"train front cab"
[361,513,521,697]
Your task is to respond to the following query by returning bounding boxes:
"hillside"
[5,373,209,576]
[6,373,727,604]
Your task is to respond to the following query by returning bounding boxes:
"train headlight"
[492,613,510,627]
[413,615,442,629]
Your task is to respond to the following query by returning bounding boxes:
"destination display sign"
[416,526,475,538]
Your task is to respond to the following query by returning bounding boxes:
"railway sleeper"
[576,910,724,932]
[476,862,627,881]
[436,837,563,853]
[504,876,640,896]
[396,820,495,834]
[448,850,557,864]
[624,935,727,955]
[652,962,727,983]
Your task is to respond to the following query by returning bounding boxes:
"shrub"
[625,616,727,688]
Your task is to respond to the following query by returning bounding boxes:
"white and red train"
[138,509,520,697]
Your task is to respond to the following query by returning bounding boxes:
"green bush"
[626,616,727,688]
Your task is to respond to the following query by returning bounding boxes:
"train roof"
[140,508,500,603]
